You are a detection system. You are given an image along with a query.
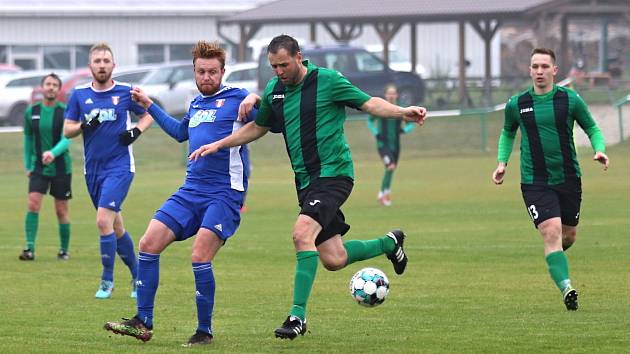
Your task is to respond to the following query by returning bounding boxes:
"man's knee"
[538,219,562,244]
[139,234,166,254]
[562,227,577,250]
[292,219,318,249]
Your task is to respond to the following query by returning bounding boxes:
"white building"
[0,0,500,78]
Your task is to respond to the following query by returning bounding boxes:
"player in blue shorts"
[104,41,257,346]
[64,43,153,299]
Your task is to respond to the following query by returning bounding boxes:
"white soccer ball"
[349,267,390,307]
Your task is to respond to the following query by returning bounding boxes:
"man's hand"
[80,112,100,131]
[130,86,153,109]
[401,106,427,125]
[189,142,221,161]
[119,127,142,145]
[237,93,260,122]
[492,163,507,185]
[593,151,609,170]
[41,151,55,165]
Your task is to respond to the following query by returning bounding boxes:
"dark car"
[257,44,425,106]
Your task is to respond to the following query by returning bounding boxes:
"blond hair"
[89,42,114,61]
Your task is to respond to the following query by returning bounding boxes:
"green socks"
[59,223,71,252]
[545,251,572,292]
[25,212,39,251]
[343,235,395,266]
[381,170,393,192]
[290,251,319,321]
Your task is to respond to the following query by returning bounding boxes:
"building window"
[44,46,71,69]
[138,44,165,64]
[138,44,197,64]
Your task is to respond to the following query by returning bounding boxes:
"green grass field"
[1,119,629,353]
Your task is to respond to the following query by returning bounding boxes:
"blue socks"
[99,233,117,281]
[116,232,138,280]
[136,252,160,328]
[193,262,215,335]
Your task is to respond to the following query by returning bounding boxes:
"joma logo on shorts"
[520,107,533,114]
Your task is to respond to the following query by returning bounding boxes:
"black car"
[257,44,425,106]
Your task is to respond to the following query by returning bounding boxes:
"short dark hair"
[267,34,301,56]
[41,73,62,87]
[531,48,556,63]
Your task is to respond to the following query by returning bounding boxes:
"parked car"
[0,63,21,75]
[0,70,68,126]
[30,65,158,104]
[138,61,195,117]
[257,45,425,106]
[364,44,427,77]
[224,61,258,94]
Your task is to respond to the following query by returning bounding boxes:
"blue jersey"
[149,85,252,193]
[65,81,147,174]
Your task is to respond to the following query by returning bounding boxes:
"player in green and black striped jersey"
[20,73,73,261]
[189,35,427,339]
[368,84,415,206]
[492,48,609,311]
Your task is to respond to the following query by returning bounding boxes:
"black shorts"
[377,146,399,168]
[521,178,581,228]
[29,172,72,200]
[297,176,353,246]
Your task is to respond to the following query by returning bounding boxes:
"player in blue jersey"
[104,41,256,346]
[64,43,153,300]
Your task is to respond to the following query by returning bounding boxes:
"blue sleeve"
[64,90,80,121]
[147,103,189,142]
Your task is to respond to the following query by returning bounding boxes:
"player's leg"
[184,228,224,346]
[274,214,320,340]
[522,184,577,310]
[94,172,135,298]
[113,212,138,295]
[104,219,175,342]
[50,173,72,260]
[562,225,577,251]
[95,207,118,299]
[377,148,395,206]
[20,173,48,260]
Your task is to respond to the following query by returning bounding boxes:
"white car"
[138,61,196,117]
[0,70,68,126]
[224,62,258,94]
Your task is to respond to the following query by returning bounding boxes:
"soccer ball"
[349,267,390,307]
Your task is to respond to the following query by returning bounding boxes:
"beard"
[92,70,112,85]
[196,82,219,96]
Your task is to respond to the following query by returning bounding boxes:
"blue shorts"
[154,186,243,241]
[85,172,134,212]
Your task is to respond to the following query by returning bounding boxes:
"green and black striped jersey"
[498,85,605,185]
[23,102,72,177]
[256,60,371,190]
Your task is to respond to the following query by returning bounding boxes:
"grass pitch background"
[0,116,629,353]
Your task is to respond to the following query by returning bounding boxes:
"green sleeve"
[23,106,33,171]
[497,98,519,163]
[50,136,71,157]
[573,94,606,153]
[367,116,378,136]
[254,80,275,128]
[402,121,415,134]
[329,71,371,108]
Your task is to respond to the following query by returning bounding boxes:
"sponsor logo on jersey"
[272,94,285,100]
[520,107,534,114]
[84,108,116,123]
[111,96,120,105]
[189,109,217,127]
[85,98,93,104]
[215,99,225,108]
